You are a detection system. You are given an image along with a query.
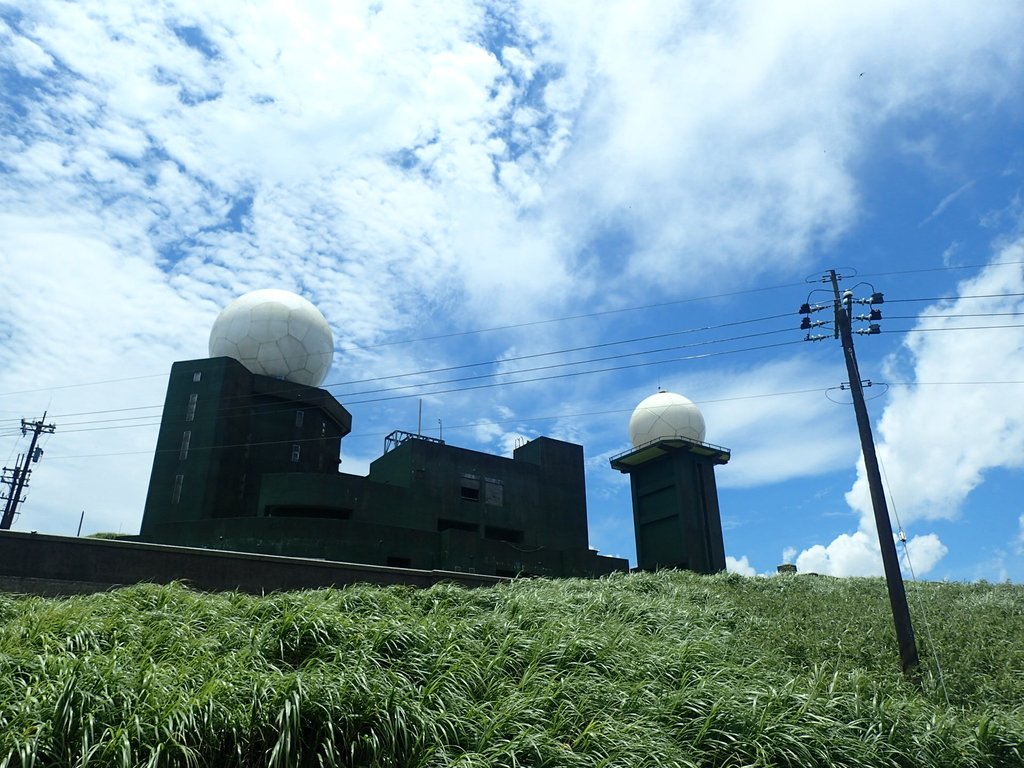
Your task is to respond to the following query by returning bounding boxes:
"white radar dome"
[628,390,706,448]
[209,289,334,387]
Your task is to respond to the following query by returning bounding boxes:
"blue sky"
[2,0,1023,581]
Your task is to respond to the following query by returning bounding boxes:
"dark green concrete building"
[140,356,626,577]
[610,437,730,574]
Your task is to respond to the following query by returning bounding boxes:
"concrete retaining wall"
[0,530,504,596]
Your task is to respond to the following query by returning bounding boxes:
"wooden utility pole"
[0,413,57,530]
[826,270,919,678]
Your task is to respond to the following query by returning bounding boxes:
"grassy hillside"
[1,571,1023,767]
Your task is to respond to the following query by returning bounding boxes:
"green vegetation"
[1,571,1023,767]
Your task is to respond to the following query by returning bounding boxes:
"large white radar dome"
[209,289,334,387]
[628,390,706,448]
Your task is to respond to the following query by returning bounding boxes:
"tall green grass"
[1,571,1022,767]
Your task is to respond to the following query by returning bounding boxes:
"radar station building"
[140,356,626,579]
[138,290,729,580]
[609,391,730,574]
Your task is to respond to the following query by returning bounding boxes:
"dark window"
[295,410,305,428]
[484,526,524,544]
[179,431,191,460]
[438,518,478,533]
[192,371,202,382]
[386,556,412,568]
[460,474,480,501]
[171,474,184,504]
[185,393,198,422]
[290,444,301,462]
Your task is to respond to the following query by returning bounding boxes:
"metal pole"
[0,413,56,530]
[829,270,919,677]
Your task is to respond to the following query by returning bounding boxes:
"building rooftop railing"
[384,429,446,454]
[609,434,731,470]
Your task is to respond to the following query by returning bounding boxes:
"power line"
[333,326,798,400]
[0,282,806,400]
[11,313,1024,434]
[334,282,807,352]
[886,323,1024,334]
[885,292,1024,304]
[342,339,806,406]
[41,384,833,460]
[7,288,1024,429]
[48,313,802,427]
[4,282,1024,411]
[857,259,1024,279]
[327,311,797,389]
[24,334,808,437]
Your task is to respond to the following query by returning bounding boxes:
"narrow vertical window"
[291,444,301,462]
[179,431,191,460]
[171,474,184,504]
[192,371,202,382]
[295,410,305,428]
[185,393,198,422]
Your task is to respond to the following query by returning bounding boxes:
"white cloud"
[846,246,1024,523]
[796,530,881,577]
[726,555,757,577]
[793,528,947,578]
[793,245,1024,578]
[693,357,857,488]
[900,533,948,577]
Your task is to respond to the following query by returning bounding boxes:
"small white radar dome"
[628,390,706,448]
[209,289,334,387]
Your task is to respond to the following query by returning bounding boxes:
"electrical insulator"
[870,292,884,304]
[799,303,812,314]
[856,324,881,335]
[800,317,811,329]
[869,308,882,321]
[32,448,43,463]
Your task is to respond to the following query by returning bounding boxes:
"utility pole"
[0,413,57,530]
[802,271,919,678]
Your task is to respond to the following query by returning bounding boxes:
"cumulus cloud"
[790,243,1024,577]
[726,555,757,577]
[794,530,948,578]
[900,533,948,576]
[846,249,1024,522]
[796,531,880,577]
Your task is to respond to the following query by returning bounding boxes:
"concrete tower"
[610,390,730,573]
